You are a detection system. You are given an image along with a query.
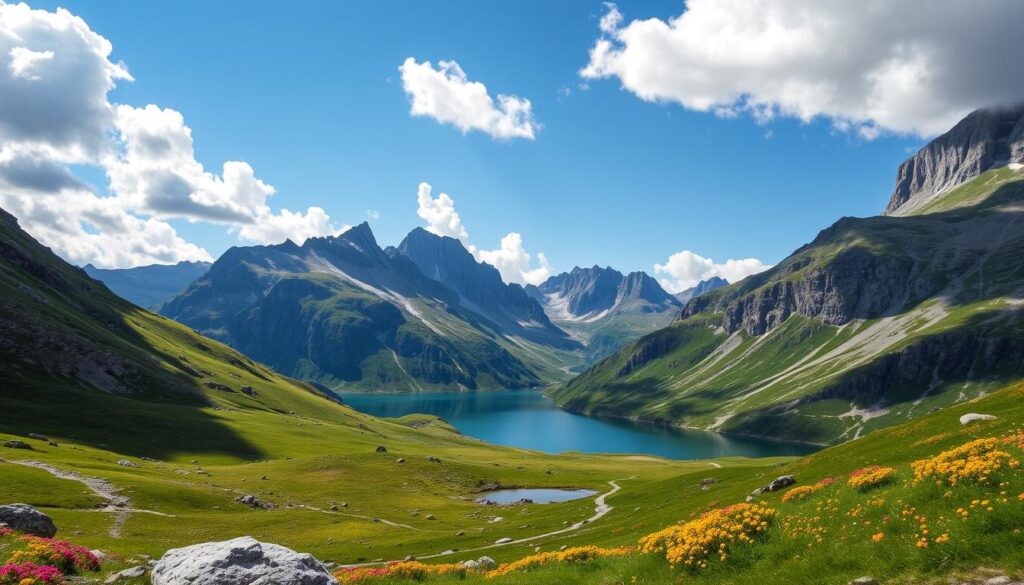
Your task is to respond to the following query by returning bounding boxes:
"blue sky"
[13,0,1014,290]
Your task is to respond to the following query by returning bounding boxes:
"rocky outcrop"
[151,536,337,585]
[885,103,1024,215]
[682,243,945,335]
[0,504,57,537]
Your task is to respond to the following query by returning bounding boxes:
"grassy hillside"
[330,379,1024,585]
[0,205,729,573]
[550,171,1024,444]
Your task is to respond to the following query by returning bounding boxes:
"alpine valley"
[4,4,1024,584]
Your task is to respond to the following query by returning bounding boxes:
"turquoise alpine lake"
[337,390,818,460]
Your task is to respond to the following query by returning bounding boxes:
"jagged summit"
[396,227,578,349]
[885,103,1024,215]
[536,266,679,319]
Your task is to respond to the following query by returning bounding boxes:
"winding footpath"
[1,458,172,537]
[341,476,635,568]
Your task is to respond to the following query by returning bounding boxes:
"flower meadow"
[0,531,102,585]
[322,430,1024,583]
[847,466,896,491]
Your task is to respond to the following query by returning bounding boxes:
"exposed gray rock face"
[151,536,337,585]
[0,503,57,537]
[885,103,1024,215]
[396,228,578,350]
[680,225,947,335]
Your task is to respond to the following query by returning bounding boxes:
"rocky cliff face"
[680,229,947,336]
[395,228,577,349]
[885,104,1024,215]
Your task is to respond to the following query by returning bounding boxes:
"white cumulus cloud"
[415,182,550,285]
[416,182,469,241]
[399,57,539,140]
[654,250,770,293]
[582,1,1024,137]
[478,233,552,287]
[0,3,344,267]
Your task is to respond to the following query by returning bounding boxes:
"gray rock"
[234,494,270,509]
[849,578,878,585]
[960,413,998,425]
[461,560,479,570]
[886,103,1024,215]
[983,578,1013,585]
[766,475,796,492]
[27,433,48,441]
[151,536,337,585]
[425,456,441,463]
[477,556,497,569]
[403,555,415,561]
[396,458,405,464]
[0,503,56,537]
[494,537,512,545]
[104,566,146,583]
[3,440,32,449]
[117,459,141,468]
[375,446,387,453]
[425,514,436,520]
[455,530,464,536]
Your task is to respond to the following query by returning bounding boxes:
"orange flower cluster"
[847,466,896,491]
[781,478,835,503]
[639,503,775,570]
[334,560,466,583]
[911,437,1020,486]
[484,545,633,578]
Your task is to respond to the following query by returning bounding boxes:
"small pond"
[475,488,598,505]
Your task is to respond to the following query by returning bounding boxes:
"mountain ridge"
[551,106,1024,444]
[159,222,552,392]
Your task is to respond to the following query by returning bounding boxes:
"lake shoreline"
[337,389,819,459]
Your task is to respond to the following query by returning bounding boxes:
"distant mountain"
[396,227,578,350]
[886,103,1024,215]
[83,260,210,308]
[526,266,682,366]
[553,106,1024,444]
[533,266,680,320]
[674,277,729,303]
[160,223,556,392]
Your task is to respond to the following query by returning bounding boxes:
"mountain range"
[525,266,695,365]
[552,104,1024,444]
[83,260,210,309]
[87,225,713,390]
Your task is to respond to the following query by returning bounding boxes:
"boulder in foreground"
[0,503,57,537]
[151,536,337,585]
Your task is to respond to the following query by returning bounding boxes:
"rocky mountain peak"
[885,103,1024,215]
